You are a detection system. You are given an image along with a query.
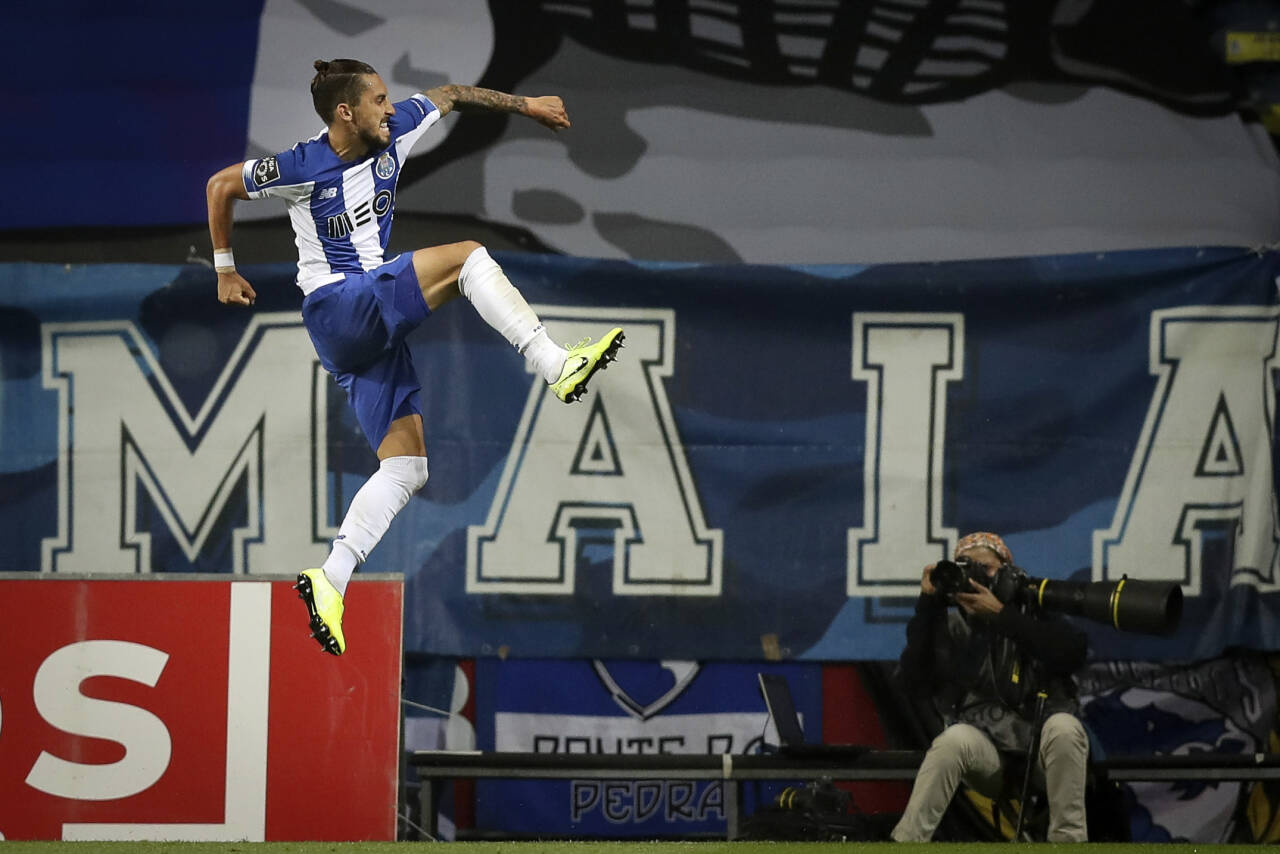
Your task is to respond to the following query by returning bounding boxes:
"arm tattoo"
[434,84,526,115]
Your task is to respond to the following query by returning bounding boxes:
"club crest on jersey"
[253,156,281,187]
[375,152,395,180]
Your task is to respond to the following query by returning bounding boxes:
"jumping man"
[206,59,623,655]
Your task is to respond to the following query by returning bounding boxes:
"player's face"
[352,74,394,151]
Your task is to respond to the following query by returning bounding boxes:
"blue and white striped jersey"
[241,93,441,294]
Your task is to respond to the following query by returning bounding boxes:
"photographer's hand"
[954,578,1004,618]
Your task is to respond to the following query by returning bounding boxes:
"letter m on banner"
[41,316,331,574]
[467,307,722,596]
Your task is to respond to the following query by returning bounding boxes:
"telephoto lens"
[1025,575,1183,635]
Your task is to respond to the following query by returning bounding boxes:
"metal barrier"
[409,749,1280,840]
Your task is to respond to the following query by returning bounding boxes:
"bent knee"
[931,723,991,759]
[412,241,485,276]
[382,454,429,493]
[1042,713,1086,738]
[401,458,427,491]
[1041,713,1089,752]
[435,240,483,269]
[935,722,985,744]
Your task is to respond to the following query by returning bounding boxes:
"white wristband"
[213,249,235,272]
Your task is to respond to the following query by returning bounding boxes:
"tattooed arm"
[422,84,570,131]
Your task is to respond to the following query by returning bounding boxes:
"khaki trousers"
[891,713,1089,842]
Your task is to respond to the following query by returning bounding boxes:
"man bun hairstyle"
[311,58,378,123]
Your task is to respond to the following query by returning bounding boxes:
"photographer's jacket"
[899,587,1088,754]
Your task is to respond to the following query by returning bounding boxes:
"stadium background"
[4,0,1280,844]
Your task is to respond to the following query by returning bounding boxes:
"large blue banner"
[2,247,1279,661]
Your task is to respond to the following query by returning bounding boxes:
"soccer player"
[206,59,623,655]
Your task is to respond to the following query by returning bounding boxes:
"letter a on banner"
[848,313,963,597]
[1095,306,1280,595]
[467,308,722,596]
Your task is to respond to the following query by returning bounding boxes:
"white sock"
[322,455,429,595]
[458,246,567,383]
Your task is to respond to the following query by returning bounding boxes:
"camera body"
[934,556,1183,634]
[931,556,992,597]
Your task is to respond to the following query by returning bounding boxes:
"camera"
[932,556,1183,635]
[931,556,991,597]
[776,778,852,814]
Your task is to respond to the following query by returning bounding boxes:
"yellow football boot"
[550,327,625,403]
[295,568,346,655]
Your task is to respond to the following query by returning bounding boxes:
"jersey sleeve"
[241,144,310,200]
[386,94,443,157]
[389,94,441,134]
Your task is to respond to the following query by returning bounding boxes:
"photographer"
[890,532,1090,842]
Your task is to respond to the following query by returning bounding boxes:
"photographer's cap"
[956,531,1012,565]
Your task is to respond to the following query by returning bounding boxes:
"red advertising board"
[0,576,403,841]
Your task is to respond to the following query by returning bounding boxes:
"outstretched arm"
[423,84,570,131]
[206,163,257,307]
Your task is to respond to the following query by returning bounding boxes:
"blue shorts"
[301,253,429,450]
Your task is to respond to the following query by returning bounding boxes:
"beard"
[357,124,390,152]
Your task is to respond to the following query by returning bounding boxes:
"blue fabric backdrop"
[2,246,1278,661]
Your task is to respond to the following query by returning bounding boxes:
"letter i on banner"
[848,313,963,597]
